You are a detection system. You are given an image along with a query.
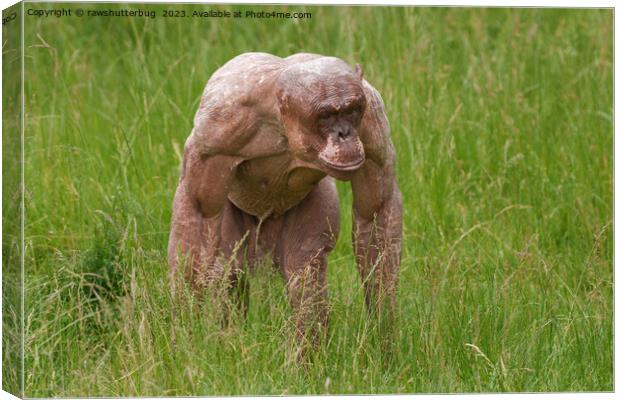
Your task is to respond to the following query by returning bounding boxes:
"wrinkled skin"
[168,52,402,349]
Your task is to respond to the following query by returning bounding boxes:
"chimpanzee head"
[277,57,367,180]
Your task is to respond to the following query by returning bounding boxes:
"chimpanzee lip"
[319,156,365,171]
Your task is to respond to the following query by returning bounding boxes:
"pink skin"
[168,52,402,347]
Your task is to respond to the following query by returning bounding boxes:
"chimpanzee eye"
[317,109,332,120]
[348,109,360,121]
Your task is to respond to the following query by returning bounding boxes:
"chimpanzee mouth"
[317,134,366,173]
[319,155,365,172]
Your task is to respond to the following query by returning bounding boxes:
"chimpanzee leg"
[274,177,340,348]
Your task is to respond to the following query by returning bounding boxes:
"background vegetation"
[14,4,614,395]
[3,3,24,397]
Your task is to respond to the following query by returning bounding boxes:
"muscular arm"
[168,141,240,289]
[351,146,403,313]
[351,83,403,315]
[169,62,261,289]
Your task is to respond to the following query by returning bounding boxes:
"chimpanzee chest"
[228,154,326,218]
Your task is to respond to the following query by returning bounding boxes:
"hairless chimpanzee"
[168,52,402,349]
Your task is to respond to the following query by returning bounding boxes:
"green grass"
[3,3,24,397]
[13,4,613,396]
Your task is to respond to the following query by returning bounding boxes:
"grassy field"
[7,4,613,396]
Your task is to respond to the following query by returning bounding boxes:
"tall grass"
[16,4,612,395]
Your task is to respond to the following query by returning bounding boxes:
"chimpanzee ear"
[355,63,364,80]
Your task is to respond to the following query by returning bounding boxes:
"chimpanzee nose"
[335,126,350,141]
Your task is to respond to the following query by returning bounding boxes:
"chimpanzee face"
[313,90,366,172]
[277,61,367,179]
